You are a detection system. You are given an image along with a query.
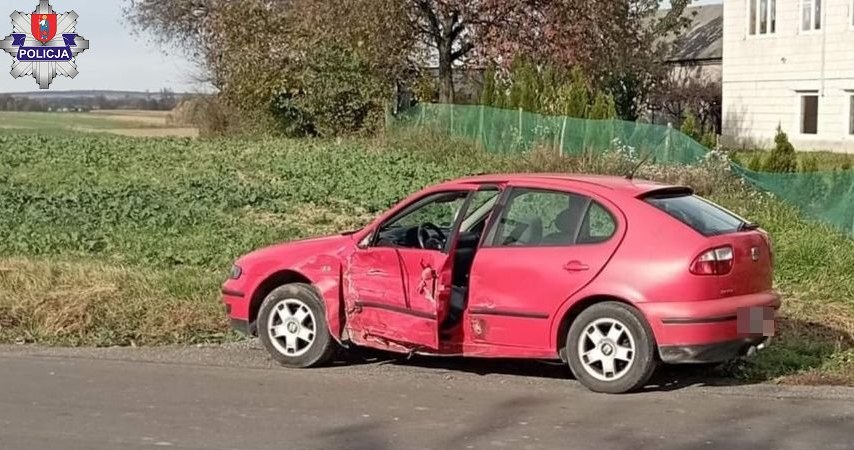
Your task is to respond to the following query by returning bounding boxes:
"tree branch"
[450,41,474,61]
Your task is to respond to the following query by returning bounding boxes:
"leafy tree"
[127,0,412,135]
[650,76,722,133]
[404,0,539,104]
[480,0,692,119]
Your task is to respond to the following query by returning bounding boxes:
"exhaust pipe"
[745,337,772,359]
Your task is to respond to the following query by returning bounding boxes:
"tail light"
[690,246,733,275]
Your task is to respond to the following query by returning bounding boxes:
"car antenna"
[626,151,655,181]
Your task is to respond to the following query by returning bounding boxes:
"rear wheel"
[257,283,337,368]
[567,302,658,394]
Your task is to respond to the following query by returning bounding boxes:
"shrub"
[168,96,241,136]
[481,60,616,120]
[748,152,765,172]
[587,92,617,120]
[764,126,798,173]
[700,131,717,149]
[680,111,701,142]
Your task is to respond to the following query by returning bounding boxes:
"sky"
[0,0,724,94]
[0,0,199,93]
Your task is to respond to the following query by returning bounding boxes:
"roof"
[450,173,679,197]
[657,4,723,63]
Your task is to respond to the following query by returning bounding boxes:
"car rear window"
[644,193,747,236]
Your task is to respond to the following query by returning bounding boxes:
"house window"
[802,0,821,31]
[749,0,776,35]
[801,95,819,135]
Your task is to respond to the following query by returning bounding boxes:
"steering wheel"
[417,222,446,250]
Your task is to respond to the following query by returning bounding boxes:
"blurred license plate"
[737,306,776,337]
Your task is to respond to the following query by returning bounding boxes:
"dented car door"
[343,186,478,352]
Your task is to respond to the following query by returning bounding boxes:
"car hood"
[236,234,353,269]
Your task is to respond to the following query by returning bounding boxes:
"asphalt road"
[1,343,853,450]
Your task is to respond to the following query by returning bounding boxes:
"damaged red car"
[222,174,780,393]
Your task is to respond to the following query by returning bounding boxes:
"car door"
[466,183,626,351]
[344,185,477,351]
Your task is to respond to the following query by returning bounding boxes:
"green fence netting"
[391,103,854,236]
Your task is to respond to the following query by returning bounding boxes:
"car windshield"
[644,193,748,237]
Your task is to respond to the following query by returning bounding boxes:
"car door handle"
[563,261,589,272]
[367,269,386,276]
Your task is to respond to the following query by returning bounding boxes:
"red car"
[222,174,780,393]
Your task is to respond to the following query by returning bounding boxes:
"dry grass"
[88,110,171,126]
[0,257,229,346]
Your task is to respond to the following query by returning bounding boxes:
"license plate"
[737,306,776,337]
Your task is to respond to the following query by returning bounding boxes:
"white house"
[722,0,854,152]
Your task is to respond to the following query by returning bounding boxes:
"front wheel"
[257,283,337,368]
[566,302,658,394]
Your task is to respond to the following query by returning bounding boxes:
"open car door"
[343,184,485,353]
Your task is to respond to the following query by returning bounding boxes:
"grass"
[0,128,852,386]
[734,149,854,171]
[0,111,198,137]
[0,257,228,346]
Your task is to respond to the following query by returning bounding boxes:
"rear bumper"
[640,290,781,348]
[659,336,771,364]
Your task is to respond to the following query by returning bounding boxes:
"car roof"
[448,173,685,197]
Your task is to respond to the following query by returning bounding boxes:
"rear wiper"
[739,222,760,231]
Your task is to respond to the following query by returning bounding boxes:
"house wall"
[722,0,854,152]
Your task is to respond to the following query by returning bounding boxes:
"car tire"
[257,283,337,368]
[566,302,658,394]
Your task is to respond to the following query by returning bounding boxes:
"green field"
[0,111,198,137]
[0,127,852,385]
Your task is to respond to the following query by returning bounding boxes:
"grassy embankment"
[0,128,851,385]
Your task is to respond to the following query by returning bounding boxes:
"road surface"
[1,343,853,450]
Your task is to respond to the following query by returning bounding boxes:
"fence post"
[478,104,485,149]
[665,122,673,162]
[449,103,455,134]
[518,107,523,144]
[559,116,567,156]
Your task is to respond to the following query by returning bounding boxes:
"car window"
[578,201,617,244]
[489,189,577,246]
[460,188,500,233]
[644,194,746,236]
[388,191,468,230]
